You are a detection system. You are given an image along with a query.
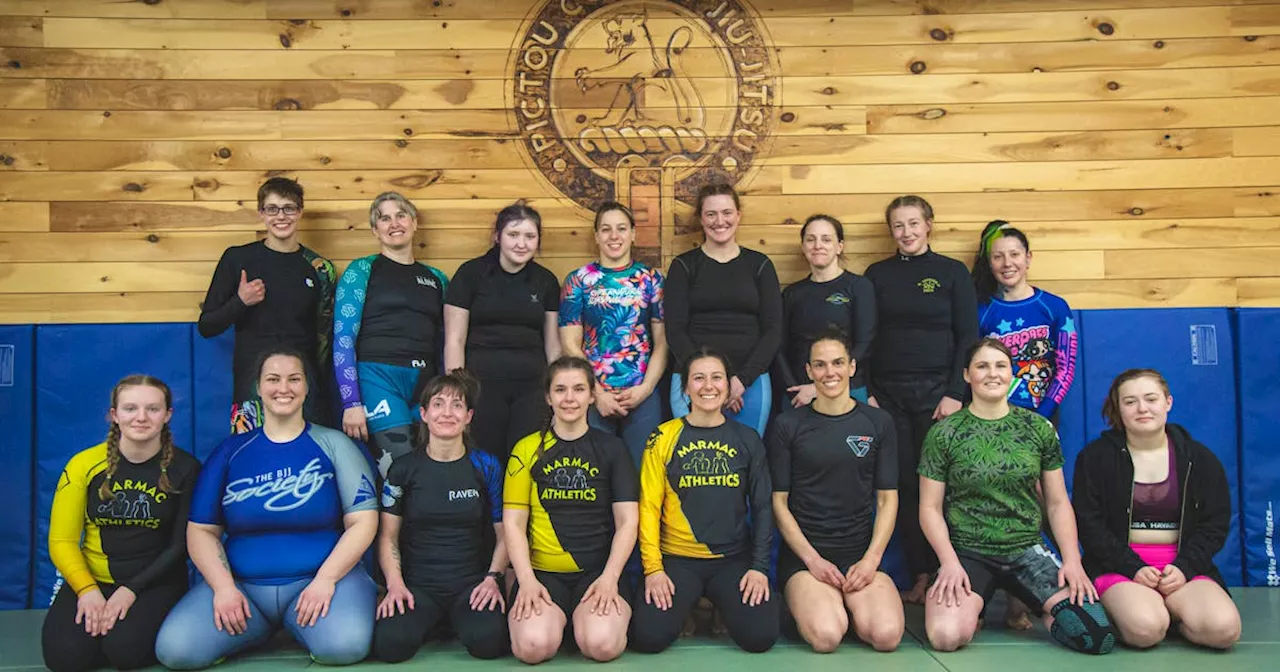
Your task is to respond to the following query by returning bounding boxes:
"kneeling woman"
[630,348,778,654]
[44,375,201,672]
[372,370,509,662]
[1073,369,1240,650]
[919,338,1115,655]
[767,329,903,653]
[156,349,379,668]
[504,357,639,664]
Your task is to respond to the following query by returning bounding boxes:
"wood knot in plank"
[216,147,232,159]
[0,155,14,166]
[780,112,796,123]
[279,33,293,48]
[274,98,302,111]
[122,182,145,193]
[1106,81,1120,91]
[910,61,927,74]
[146,234,160,243]
[821,86,836,96]
[1128,207,1144,216]
[403,128,414,136]
[341,8,352,17]
[5,60,20,69]
[1096,22,1115,36]
[319,156,331,165]
[395,139,409,148]
[1153,40,1164,49]
[141,0,163,5]
[919,108,946,120]
[929,28,949,41]
[1244,35,1258,42]
[390,172,443,190]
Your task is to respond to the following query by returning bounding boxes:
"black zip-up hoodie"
[1072,423,1230,587]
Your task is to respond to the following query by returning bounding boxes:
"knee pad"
[1049,600,1117,655]
[370,428,414,477]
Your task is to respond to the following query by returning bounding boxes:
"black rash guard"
[767,403,897,557]
[359,256,447,370]
[381,449,503,595]
[863,249,978,400]
[197,240,335,403]
[444,255,560,382]
[777,271,877,390]
[664,247,783,387]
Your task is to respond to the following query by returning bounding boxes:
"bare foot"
[1005,597,1034,631]
[711,608,727,636]
[901,573,929,605]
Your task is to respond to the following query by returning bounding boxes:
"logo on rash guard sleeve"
[223,458,335,512]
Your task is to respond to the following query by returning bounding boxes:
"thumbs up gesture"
[237,269,266,306]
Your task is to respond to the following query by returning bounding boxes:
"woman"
[864,195,978,602]
[918,338,1115,655]
[1073,369,1240,650]
[559,201,667,466]
[43,375,201,672]
[372,369,509,663]
[198,176,336,433]
[666,184,782,436]
[630,348,777,654]
[777,215,877,407]
[155,349,379,669]
[335,192,450,475]
[973,220,1077,420]
[503,356,638,664]
[445,203,562,459]
[767,329,902,653]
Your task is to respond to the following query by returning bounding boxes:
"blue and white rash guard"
[190,424,378,585]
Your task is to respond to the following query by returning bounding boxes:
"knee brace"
[1049,600,1117,655]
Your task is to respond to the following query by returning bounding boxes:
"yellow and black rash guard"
[48,443,201,595]
[639,418,773,575]
[504,428,638,573]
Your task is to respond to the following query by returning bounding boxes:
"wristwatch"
[486,570,505,582]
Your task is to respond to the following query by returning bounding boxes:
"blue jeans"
[588,389,663,467]
[155,570,376,668]
[670,372,771,437]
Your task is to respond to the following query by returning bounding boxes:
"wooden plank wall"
[1,0,1279,323]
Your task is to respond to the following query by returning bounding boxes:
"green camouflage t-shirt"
[918,406,1064,556]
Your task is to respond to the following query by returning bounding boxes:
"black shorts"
[512,568,633,619]
[942,543,1064,616]
[777,540,870,589]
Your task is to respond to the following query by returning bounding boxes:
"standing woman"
[198,176,337,433]
[444,203,562,459]
[777,215,877,407]
[43,376,201,672]
[630,348,778,654]
[973,220,1077,419]
[155,348,379,669]
[767,329,902,653]
[665,183,782,436]
[559,201,667,466]
[1073,369,1240,650]
[503,357,639,664]
[864,195,978,603]
[334,192,450,475]
[372,370,509,663]
[919,338,1115,655]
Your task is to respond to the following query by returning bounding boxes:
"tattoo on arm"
[217,547,231,572]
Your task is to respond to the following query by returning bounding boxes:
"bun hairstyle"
[414,368,482,450]
[1101,368,1171,429]
[533,356,596,462]
[99,375,179,501]
[972,220,1031,303]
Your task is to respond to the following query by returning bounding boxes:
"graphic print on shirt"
[93,478,166,529]
[825,292,850,306]
[559,262,664,390]
[992,316,1077,407]
[846,435,873,458]
[918,278,940,293]
[676,439,740,487]
[541,455,598,501]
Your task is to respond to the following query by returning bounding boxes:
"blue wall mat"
[192,328,234,461]
[1237,309,1280,587]
[1058,309,1088,494]
[1079,309,1243,586]
[0,326,34,610]
[33,324,195,607]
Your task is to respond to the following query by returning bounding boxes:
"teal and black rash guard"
[333,254,449,410]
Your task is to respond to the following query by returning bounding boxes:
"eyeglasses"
[261,204,301,216]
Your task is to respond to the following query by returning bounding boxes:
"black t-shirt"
[863,249,978,400]
[382,449,503,594]
[445,255,560,381]
[664,247,782,387]
[778,271,877,390]
[197,240,334,402]
[504,428,639,573]
[767,403,897,555]
[359,256,446,370]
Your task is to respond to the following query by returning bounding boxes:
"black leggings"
[471,376,546,460]
[873,373,947,579]
[372,582,508,663]
[42,580,186,672]
[629,555,778,654]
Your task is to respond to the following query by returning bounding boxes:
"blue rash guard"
[189,424,378,585]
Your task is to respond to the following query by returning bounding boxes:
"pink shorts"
[1093,543,1214,596]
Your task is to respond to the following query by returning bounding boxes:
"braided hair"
[534,356,596,463]
[99,374,180,501]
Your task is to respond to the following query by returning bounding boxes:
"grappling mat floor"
[2,589,1276,671]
